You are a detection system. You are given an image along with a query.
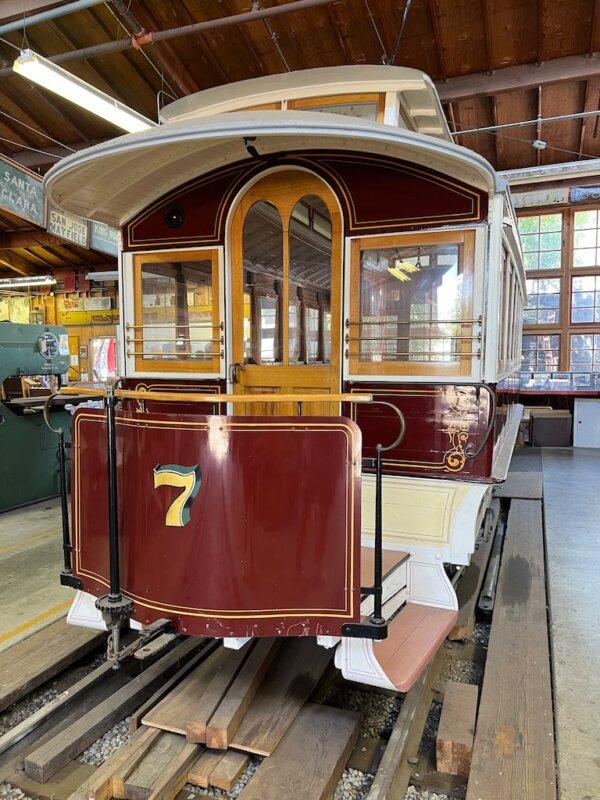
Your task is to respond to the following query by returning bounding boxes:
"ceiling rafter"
[426,0,446,81]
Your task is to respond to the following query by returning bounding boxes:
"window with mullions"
[349,230,475,377]
[521,333,560,372]
[571,275,600,324]
[517,213,562,271]
[524,278,560,324]
[570,333,600,371]
[573,210,600,268]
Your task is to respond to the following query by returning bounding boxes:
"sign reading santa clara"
[0,157,44,226]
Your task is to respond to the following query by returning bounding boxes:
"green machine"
[0,321,71,512]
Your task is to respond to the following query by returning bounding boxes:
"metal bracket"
[96,594,134,664]
[341,619,389,640]
[60,572,83,589]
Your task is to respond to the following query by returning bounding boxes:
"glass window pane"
[574,229,596,248]
[518,216,540,234]
[289,195,332,364]
[573,275,595,292]
[521,234,539,252]
[243,200,283,364]
[524,252,539,270]
[140,258,214,362]
[572,308,594,323]
[359,240,468,364]
[539,250,561,269]
[539,232,561,251]
[573,248,596,267]
[540,214,562,232]
[574,210,597,229]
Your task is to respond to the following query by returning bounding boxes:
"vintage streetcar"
[43,65,524,692]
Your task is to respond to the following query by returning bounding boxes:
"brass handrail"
[59,387,373,404]
[126,350,222,358]
[346,317,482,326]
[345,334,481,342]
[125,322,222,329]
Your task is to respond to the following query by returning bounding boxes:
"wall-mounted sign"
[91,221,120,256]
[512,187,569,209]
[569,186,600,204]
[0,158,44,226]
[48,207,89,247]
[83,296,112,311]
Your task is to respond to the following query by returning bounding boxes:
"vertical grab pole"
[95,382,133,663]
[106,384,121,600]
[57,428,72,574]
[372,443,384,624]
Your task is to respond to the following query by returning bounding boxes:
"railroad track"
[0,497,533,800]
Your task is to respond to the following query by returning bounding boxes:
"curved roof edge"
[159,65,451,140]
[44,111,503,228]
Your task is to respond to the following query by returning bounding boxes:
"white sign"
[83,296,112,311]
[48,207,89,247]
[512,187,569,209]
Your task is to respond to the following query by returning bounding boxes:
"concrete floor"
[541,448,600,800]
[0,498,74,654]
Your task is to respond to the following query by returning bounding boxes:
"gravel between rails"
[78,717,131,765]
[318,683,404,738]
[404,786,452,800]
[0,784,33,800]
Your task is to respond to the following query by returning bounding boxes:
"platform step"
[336,602,457,692]
[360,546,408,617]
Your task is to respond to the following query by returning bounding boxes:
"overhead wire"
[389,0,414,65]
[363,0,388,63]
[0,109,75,151]
[451,121,599,161]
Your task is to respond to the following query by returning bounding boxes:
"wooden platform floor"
[0,499,74,652]
[541,448,600,800]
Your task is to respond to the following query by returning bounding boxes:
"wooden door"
[230,170,342,416]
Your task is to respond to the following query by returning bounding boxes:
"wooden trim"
[287,93,385,123]
[228,169,343,415]
[348,229,476,378]
[132,248,221,375]
[517,204,600,370]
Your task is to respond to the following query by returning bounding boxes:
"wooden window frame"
[518,203,600,371]
[132,248,221,375]
[287,93,386,123]
[348,229,476,378]
[521,332,561,372]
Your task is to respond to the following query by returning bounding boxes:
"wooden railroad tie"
[436,681,478,779]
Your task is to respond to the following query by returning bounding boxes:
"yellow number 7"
[153,464,201,527]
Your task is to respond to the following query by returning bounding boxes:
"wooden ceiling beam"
[0,251,40,275]
[0,231,68,249]
[426,0,446,81]
[436,53,600,102]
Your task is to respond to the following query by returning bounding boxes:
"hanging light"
[13,50,155,134]
[388,247,422,282]
[0,275,56,289]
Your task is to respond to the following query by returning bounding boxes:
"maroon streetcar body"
[71,409,362,637]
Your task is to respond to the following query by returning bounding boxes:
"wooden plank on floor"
[448,501,499,641]
[436,681,478,779]
[209,750,249,791]
[122,732,188,800]
[232,638,332,756]
[130,640,218,734]
[111,727,163,799]
[206,638,280,750]
[142,646,228,734]
[238,703,360,800]
[493,471,543,500]
[188,748,226,788]
[466,500,557,800]
[186,645,251,743]
[24,638,202,784]
[147,740,199,800]
[0,618,103,712]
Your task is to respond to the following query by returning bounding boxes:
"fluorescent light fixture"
[13,50,155,134]
[0,275,56,289]
[86,271,119,282]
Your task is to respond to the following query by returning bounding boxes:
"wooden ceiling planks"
[0,0,596,173]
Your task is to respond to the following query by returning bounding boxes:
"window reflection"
[242,200,283,364]
[140,259,214,361]
[358,242,466,363]
[289,195,332,364]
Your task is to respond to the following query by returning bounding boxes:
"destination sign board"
[0,158,44,226]
[90,221,120,256]
[48,207,89,247]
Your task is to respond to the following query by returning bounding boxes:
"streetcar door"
[229,170,342,416]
